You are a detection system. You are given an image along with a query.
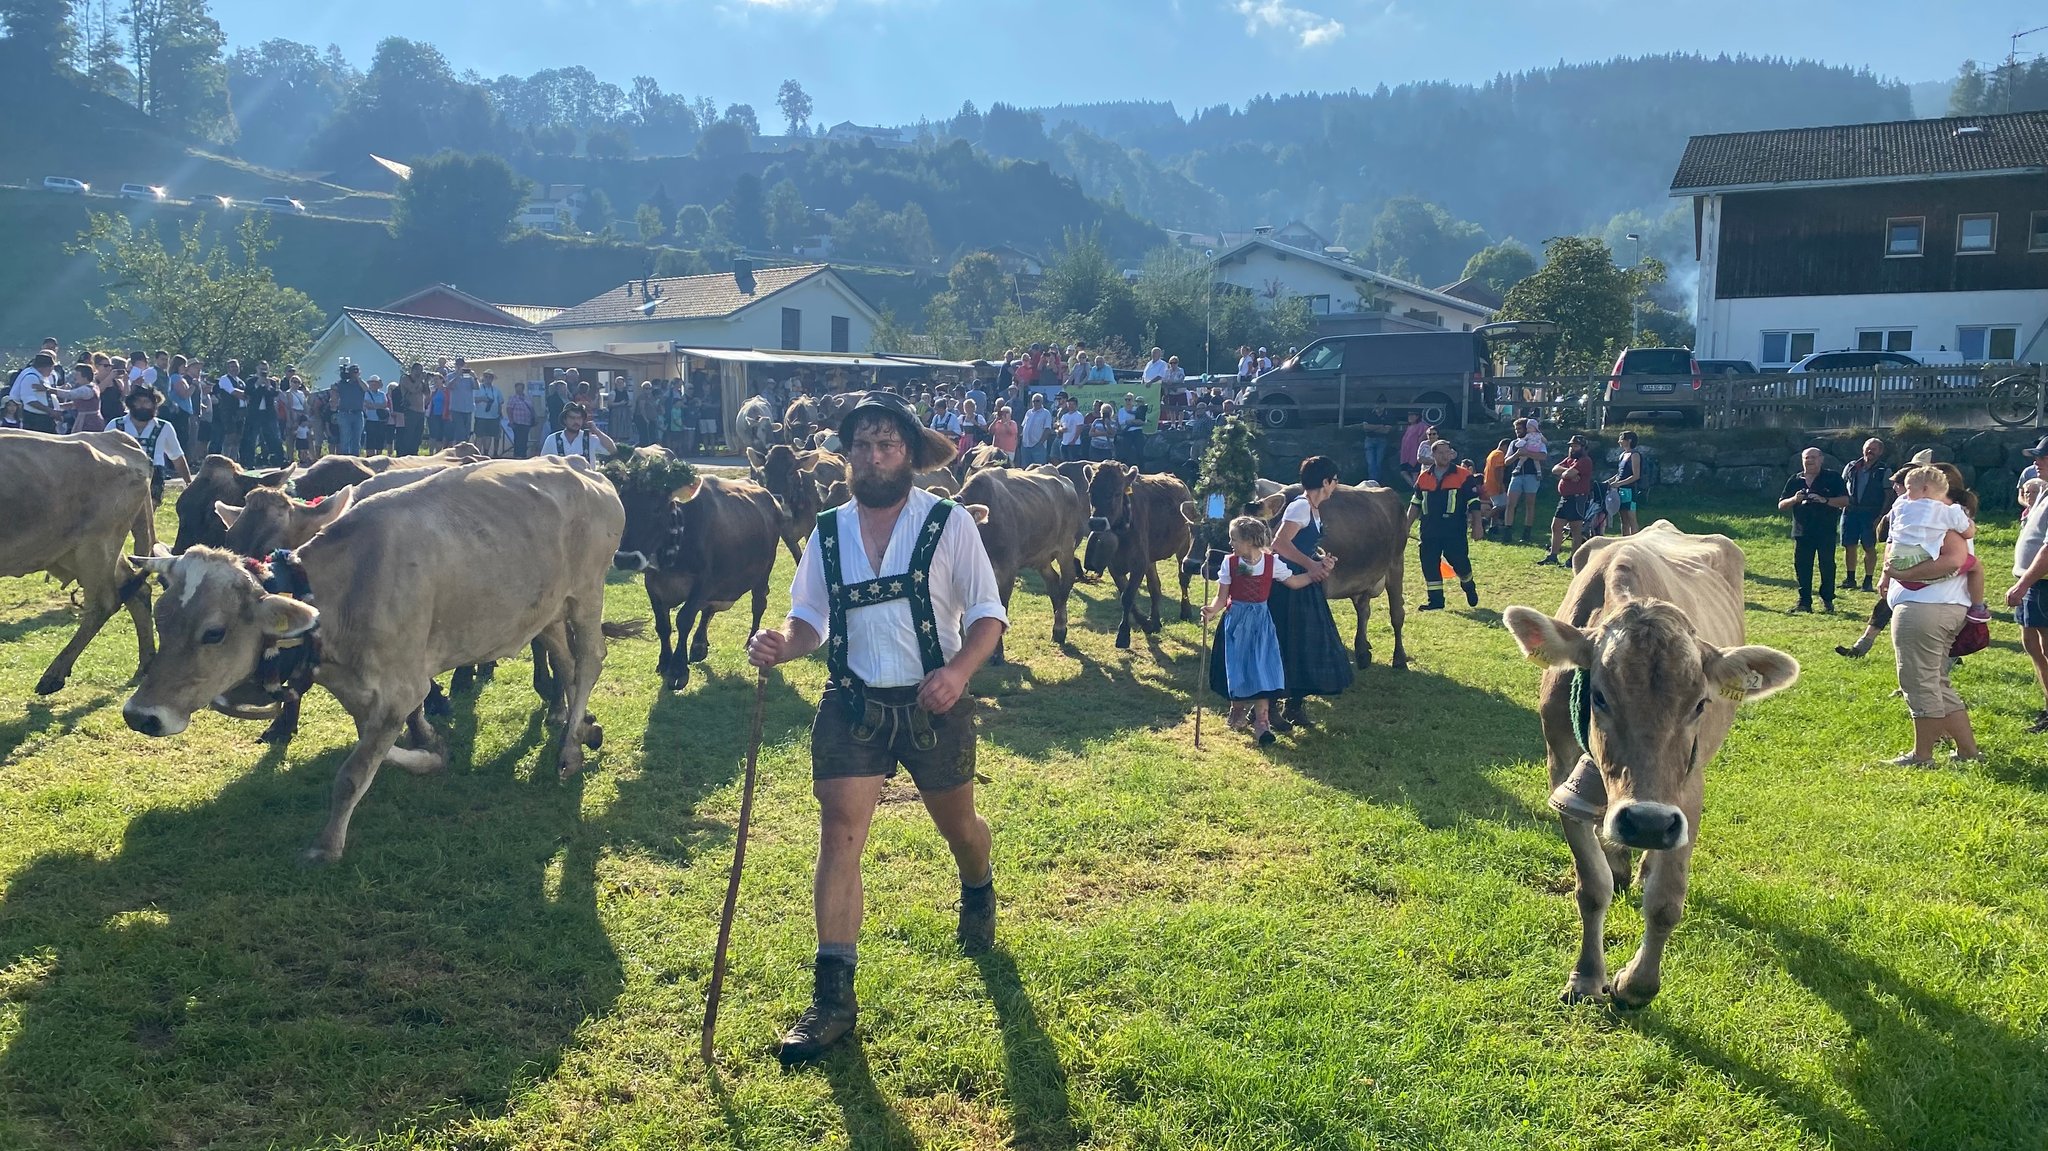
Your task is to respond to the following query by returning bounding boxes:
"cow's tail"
[601,619,648,640]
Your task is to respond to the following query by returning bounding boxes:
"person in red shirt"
[1537,435,1596,566]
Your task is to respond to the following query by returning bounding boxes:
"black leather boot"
[777,956,858,1064]
[1462,580,1479,607]
[957,880,996,956]
[1419,589,1447,612]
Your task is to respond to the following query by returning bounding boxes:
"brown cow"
[1504,522,1798,1007]
[947,443,1011,489]
[1254,482,1411,670]
[1,430,157,694]
[958,467,1085,663]
[294,443,486,500]
[606,449,782,692]
[172,456,295,552]
[748,444,825,560]
[124,457,626,863]
[1085,461,1195,649]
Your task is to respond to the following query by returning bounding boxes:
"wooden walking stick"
[702,667,770,1064]
[1195,568,1213,749]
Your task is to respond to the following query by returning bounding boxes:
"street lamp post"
[1203,248,1216,382]
[1624,232,1644,343]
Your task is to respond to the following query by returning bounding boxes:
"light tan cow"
[122,457,626,863]
[1503,521,1798,1007]
[0,429,157,694]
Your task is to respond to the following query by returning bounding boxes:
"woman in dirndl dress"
[1269,455,1355,729]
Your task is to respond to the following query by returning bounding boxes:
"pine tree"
[1194,414,1262,557]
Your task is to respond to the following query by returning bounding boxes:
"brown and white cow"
[1,429,158,694]
[958,467,1085,663]
[1503,522,1798,1007]
[607,449,782,692]
[123,457,626,863]
[1085,461,1195,649]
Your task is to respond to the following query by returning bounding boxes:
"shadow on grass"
[0,607,76,646]
[977,949,1080,1151]
[976,647,1193,761]
[1641,895,2047,1151]
[0,693,114,764]
[1265,667,1543,830]
[0,716,623,1148]
[820,1043,923,1150]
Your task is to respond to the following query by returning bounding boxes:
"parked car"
[1604,347,1703,426]
[257,196,306,214]
[205,194,235,209]
[41,176,87,194]
[118,182,167,201]
[1245,330,1499,429]
[1783,349,1977,396]
[1696,359,1757,377]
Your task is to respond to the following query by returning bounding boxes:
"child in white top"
[1886,464,1985,619]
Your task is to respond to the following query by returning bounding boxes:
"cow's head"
[122,548,319,737]
[1088,461,1136,533]
[1504,599,1798,852]
[601,448,701,572]
[172,457,292,552]
[218,486,352,557]
[751,444,819,522]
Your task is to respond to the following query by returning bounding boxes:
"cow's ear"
[255,594,319,639]
[300,485,352,528]
[794,450,820,472]
[256,464,294,489]
[1256,492,1289,521]
[964,503,990,524]
[1702,643,1800,703]
[214,500,242,528]
[746,448,766,469]
[1502,606,1593,669]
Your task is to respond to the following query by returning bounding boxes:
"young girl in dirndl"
[1203,515,1318,746]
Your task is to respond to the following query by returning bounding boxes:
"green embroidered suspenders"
[818,499,957,701]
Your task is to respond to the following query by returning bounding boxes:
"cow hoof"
[1115,631,1132,650]
[990,649,1006,667]
[34,672,65,696]
[258,722,296,745]
[299,847,340,868]
[1558,976,1605,1005]
[1142,617,1162,635]
[1610,965,1659,1009]
[478,663,497,683]
[1178,606,1192,623]
[582,723,604,751]
[424,689,452,717]
[1391,655,1410,671]
[558,745,586,780]
[452,668,476,694]
[1051,627,1067,646]
[688,644,710,664]
[665,672,690,693]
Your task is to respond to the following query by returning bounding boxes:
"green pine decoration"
[1194,416,1262,554]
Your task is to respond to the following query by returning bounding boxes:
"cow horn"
[129,554,177,576]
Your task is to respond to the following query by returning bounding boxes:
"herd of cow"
[2,394,1803,1005]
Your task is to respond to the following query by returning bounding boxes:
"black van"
[1245,330,1503,430]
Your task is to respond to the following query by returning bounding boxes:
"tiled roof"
[344,308,557,368]
[1670,110,2048,193]
[541,264,832,329]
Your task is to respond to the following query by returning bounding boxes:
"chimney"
[733,257,756,295]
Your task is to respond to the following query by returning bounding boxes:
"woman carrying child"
[1203,515,1321,746]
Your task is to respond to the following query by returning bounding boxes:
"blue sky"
[210,0,2040,125]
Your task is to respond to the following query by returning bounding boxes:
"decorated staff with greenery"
[744,392,1008,1064]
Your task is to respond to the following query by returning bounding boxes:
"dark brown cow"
[1505,523,1798,1006]
[606,449,783,692]
[947,443,1011,489]
[748,444,825,560]
[957,467,1085,663]
[1085,462,1195,649]
[172,456,295,552]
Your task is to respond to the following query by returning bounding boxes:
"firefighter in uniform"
[1406,437,1480,611]
[747,392,1008,1064]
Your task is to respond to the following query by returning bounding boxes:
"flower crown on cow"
[600,449,702,503]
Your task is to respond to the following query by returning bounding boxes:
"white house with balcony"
[1205,235,1497,334]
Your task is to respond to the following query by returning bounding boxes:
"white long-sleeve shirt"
[787,488,1007,689]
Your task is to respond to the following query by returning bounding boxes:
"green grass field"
[1,493,2044,1150]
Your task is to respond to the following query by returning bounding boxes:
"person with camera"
[1778,447,1850,613]
[332,362,367,456]
[241,364,284,467]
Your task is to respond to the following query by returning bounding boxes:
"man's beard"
[851,460,914,508]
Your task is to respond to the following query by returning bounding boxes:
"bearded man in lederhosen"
[746,391,1007,1064]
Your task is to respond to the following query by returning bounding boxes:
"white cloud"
[1232,0,1344,47]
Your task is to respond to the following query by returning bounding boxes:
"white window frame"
[1856,328,1914,353]
[1305,294,1332,315]
[1958,324,2021,362]
[2029,210,2048,253]
[1885,216,1925,258]
[1761,329,1818,367]
[1956,213,1998,255]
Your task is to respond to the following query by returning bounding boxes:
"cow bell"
[1087,516,1111,534]
[1083,529,1116,575]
